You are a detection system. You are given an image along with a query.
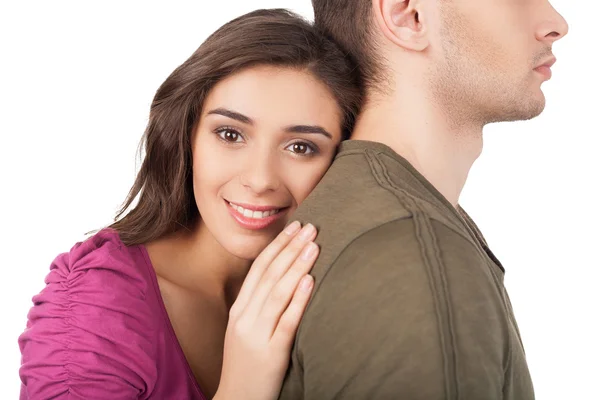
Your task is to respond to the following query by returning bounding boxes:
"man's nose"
[535,2,569,44]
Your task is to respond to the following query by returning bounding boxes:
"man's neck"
[351,89,484,207]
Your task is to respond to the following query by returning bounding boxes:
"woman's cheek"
[284,159,332,204]
[194,138,241,181]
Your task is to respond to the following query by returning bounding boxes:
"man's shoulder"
[294,147,410,233]
[293,153,413,278]
[309,215,479,286]
[293,150,474,281]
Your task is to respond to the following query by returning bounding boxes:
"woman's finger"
[258,242,319,336]
[241,223,316,321]
[271,274,314,351]
[231,221,301,315]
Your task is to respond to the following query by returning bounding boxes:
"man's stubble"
[429,4,546,131]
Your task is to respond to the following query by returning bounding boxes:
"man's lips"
[534,57,556,80]
[535,56,557,69]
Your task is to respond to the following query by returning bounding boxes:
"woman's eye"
[286,142,315,156]
[216,128,243,143]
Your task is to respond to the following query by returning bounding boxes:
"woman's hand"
[214,221,319,400]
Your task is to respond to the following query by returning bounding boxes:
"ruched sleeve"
[19,232,160,400]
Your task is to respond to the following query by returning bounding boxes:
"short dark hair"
[312,0,382,89]
[109,9,363,246]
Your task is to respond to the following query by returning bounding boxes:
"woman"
[18,8,362,400]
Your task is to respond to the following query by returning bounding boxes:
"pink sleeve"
[19,235,158,399]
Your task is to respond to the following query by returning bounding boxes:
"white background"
[1,1,598,399]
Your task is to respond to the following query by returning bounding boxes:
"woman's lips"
[225,200,288,231]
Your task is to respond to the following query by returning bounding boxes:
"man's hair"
[312,0,383,89]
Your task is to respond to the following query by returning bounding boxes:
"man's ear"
[372,0,428,51]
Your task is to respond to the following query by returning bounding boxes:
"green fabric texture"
[278,140,534,400]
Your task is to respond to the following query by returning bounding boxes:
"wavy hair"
[109,9,363,245]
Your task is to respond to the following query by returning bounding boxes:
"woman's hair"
[109,8,363,246]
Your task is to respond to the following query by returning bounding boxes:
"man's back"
[278,140,534,399]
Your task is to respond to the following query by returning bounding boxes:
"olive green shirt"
[278,140,534,400]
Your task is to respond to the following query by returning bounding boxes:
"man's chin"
[517,96,546,121]
[521,85,547,119]
[489,95,546,124]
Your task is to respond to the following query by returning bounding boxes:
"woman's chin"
[222,234,276,261]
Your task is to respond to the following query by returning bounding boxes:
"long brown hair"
[109,9,363,246]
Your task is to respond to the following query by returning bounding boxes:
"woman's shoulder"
[19,229,165,398]
[51,228,152,285]
[31,227,163,338]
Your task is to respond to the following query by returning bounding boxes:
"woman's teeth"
[228,202,280,219]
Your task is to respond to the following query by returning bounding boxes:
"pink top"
[18,229,207,400]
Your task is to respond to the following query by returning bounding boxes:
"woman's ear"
[372,0,429,52]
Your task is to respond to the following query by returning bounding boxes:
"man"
[278,0,568,399]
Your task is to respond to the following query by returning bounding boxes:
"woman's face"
[192,65,343,260]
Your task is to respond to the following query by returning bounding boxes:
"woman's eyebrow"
[207,108,253,125]
[207,108,332,139]
[285,125,333,139]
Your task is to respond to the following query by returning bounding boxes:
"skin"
[432,0,566,124]
[193,65,342,261]
[145,65,342,398]
[353,0,568,205]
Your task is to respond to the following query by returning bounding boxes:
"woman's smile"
[225,199,289,230]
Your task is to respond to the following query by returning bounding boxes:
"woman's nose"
[239,153,281,194]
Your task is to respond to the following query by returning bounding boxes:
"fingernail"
[301,242,318,260]
[284,221,301,235]
[299,275,314,292]
[298,223,315,241]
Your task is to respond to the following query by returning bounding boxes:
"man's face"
[429,0,568,124]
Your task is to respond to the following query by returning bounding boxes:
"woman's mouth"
[228,201,281,219]
[225,200,288,230]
